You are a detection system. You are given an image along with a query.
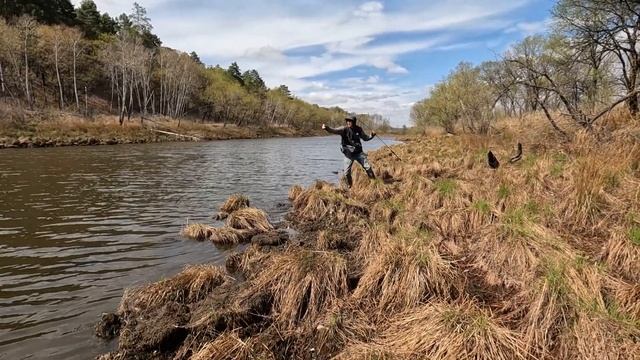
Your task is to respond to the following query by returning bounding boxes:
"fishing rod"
[360,122,403,162]
[374,135,402,161]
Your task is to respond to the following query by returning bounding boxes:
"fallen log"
[149,129,201,141]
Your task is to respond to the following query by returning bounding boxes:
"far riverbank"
[0,112,323,149]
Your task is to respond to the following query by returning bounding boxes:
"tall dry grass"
[190,332,274,360]
[102,112,640,360]
[337,300,528,360]
[246,249,349,329]
[118,264,227,312]
[353,227,462,314]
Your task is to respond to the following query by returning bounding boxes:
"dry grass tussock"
[225,244,272,279]
[353,227,462,314]
[226,207,274,232]
[291,181,368,223]
[220,193,250,214]
[336,300,528,360]
[609,279,640,321]
[288,184,303,202]
[471,211,571,286]
[246,249,349,329]
[181,223,216,241]
[181,223,256,245]
[184,195,259,244]
[601,226,640,283]
[209,227,256,245]
[118,264,227,312]
[557,313,640,359]
[313,304,377,356]
[190,332,275,360]
[349,176,396,203]
[508,255,620,358]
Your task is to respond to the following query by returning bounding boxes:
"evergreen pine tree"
[226,62,244,85]
[75,0,102,38]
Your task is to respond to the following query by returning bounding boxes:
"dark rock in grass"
[119,301,190,354]
[213,211,229,221]
[251,230,289,246]
[381,170,401,184]
[95,312,122,339]
[225,252,242,273]
[347,274,361,291]
[187,281,272,336]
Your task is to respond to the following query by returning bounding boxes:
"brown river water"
[0,136,396,359]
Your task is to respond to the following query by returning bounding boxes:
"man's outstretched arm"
[361,130,377,141]
[322,124,344,135]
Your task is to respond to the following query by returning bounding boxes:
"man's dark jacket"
[325,125,374,157]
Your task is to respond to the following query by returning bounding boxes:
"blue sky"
[80,0,555,126]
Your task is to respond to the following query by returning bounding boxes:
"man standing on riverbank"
[322,116,376,188]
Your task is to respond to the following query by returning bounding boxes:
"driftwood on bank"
[141,116,202,141]
[149,128,201,141]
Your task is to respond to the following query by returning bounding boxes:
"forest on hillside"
[0,0,390,131]
[411,0,640,137]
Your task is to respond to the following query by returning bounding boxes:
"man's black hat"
[345,115,357,124]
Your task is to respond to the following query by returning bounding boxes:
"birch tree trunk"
[23,27,31,108]
[54,40,64,109]
[73,40,79,110]
[0,62,5,95]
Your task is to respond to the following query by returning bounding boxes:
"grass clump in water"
[119,264,227,312]
[181,223,215,241]
[220,193,250,214]
[226,207,274,232]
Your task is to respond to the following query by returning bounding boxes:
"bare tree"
[0,62,5,95]
[103,31,145,124]
[70,28,84,111]
[16,16,37,109]
[505,35,638,137]
[157,48,200,118]
[39,25,66,109]
[554,0,640,115]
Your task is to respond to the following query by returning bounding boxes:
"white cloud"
[354,1,384,18]
[150,1,524,59]
[297,76,427,127]
[505,19,551,36]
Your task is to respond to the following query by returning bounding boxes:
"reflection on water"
[0,136,395,359]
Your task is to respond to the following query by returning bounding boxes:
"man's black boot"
[344,173,353,188]
[366,169,376,179]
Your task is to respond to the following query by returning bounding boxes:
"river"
[0,136,396,359]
